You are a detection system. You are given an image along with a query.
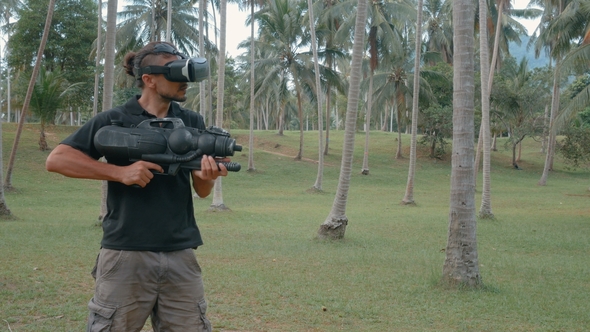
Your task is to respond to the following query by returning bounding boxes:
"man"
[46,41,226,332]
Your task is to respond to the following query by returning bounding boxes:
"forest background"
[1,0,590,330]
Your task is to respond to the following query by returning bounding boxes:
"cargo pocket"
[86,298,116,332]
[197,299,212,332]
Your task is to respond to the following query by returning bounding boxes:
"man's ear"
[142,74,156,88]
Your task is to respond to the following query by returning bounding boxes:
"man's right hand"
[47,144,164,187]
[120,161,164,188]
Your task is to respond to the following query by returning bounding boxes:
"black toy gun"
[94,118,242,175]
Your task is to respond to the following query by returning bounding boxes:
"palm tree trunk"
[92,0,102,117]
[538,67,560,186]
[294,83,304,161]
[361,72,373,175]
[402,0,423,205]
[478,0,493,218]
[442,0,481,287]
[395,98,402,159]
[247,0,256,171]
[211,0,229,211]
[308,0,324,191]
[0,113,11,216]
[98,0,118,223]
[318,0,368,240]
[5,0,56,190]
[166,0,171,41]
[199,0,206,124]
[475,0,503,190]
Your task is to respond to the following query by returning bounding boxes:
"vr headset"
[136,43,209,83]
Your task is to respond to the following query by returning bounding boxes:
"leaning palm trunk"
[442,0,481,287]
[5,0,56,190]
[211,0,229,211]
[538,67,560,186]
[478,0,493,218]
[474,0,503,187]
[401,0,423,205]
[318,0,368,240]
[308,0,324,191]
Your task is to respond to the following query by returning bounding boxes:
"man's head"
[123,42,206,103]
[123,42,208,83]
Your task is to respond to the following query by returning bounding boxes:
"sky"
[113,1,542,59]
[225,3,251,58]
[223,1,543,58]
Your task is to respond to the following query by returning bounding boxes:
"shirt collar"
[126,95,181,118]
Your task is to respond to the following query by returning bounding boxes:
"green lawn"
[1,123,589,331]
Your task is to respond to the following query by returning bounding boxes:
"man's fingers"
[143,161,164,174]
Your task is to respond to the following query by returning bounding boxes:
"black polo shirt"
[61,96,205,251]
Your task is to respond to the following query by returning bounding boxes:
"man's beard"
[160,85,188,103]
[160,92,187,103]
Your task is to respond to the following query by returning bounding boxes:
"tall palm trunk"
[361,72,374,175]
[247,0,255,171]
[478,0,493,218]
[394,93,402,159]
[211,0,229,211]
[99,0,118,222]
[401,0,424,205]
[474,0,504,186]
[294,77,304,161]
[199,0,206,123]
[0,40,10,216]
[5,0,56,190]
[442,0,481,287]
[93,0,102,118]
[318,0,368,240]
[308,0,324,191]
[166,0,171,41]
[538,66,560,186]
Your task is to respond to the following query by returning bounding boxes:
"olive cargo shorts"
[86,248,212,332]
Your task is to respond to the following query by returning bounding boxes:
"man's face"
[152,55,189,103]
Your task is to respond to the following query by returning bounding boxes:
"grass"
[1,123,589,331]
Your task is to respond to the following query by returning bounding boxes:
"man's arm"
[46,144,164,188]
[191,155,229,198]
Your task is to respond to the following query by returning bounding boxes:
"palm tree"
[5,0,56,191]
[0,0,20,215]
[1,0,22,124]
[98,0,118,223]
[210,0,229,211]
[423,0,453,65]
[254,0,317,161]
[117,0,203,55]
[30,70,82,151]
[360,0,414,173]
[307,0,324,192]
[93,0,103,117]
[238,0,264,171]
[371,45,435,160]
[442,0,481,287]
[474,0,533,186]
[318,0,368,240]
[478,0,493,218]
[401,0,424,205]
[536,0,580,185]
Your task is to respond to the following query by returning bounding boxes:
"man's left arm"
[191,155,229,198]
